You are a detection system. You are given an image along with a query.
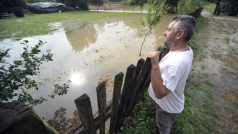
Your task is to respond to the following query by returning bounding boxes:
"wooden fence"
[73,46,169,134]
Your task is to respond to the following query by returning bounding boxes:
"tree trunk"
[213,0,221,15]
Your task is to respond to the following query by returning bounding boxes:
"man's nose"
[163,32,166,37]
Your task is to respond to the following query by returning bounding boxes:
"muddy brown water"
[0,15,173,122]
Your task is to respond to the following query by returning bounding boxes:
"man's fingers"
[148,51,160,58]
[157,51,160,55]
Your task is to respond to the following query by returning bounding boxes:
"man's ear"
[176,30,185,40]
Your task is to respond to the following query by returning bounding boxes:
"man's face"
[163,21,178,48]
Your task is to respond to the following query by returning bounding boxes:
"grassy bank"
[0,11,144,40]
[121,16,217,133]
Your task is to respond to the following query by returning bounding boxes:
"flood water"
[0,15,172,127]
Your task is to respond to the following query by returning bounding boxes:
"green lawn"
[0,11,145,40]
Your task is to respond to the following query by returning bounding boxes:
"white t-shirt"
[148,47,193,113]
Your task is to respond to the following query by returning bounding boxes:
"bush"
[177,0,205,14]
[64,0,88,10]
[215,0,238,16]
[0,40,69,106]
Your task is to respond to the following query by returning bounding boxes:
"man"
[148,15,195,134]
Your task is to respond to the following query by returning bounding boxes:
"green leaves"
[147,0,166,29]
[177,0,206,14]
[49,81,70,98]
[138,0,165,56]
[0,40,69,106]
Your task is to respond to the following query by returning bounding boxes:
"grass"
[232,38,238,44]
[171,72,218,134]
[203,2,216,13]
[172,17,219,133]
[121,16,219,133]
[95,2,152,11]
[121,93,156,134]
[189,16,208,61]
[0,11,145,40]
[225,36,230,44]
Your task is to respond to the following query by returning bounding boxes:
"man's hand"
[148,51,160,69]
[148,51,169,99]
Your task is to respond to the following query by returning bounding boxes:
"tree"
[89,0,103,11]
[213,0,221,15]
[26,0,56,2]
[48,107,80,133]
[64,0,89,10]
[177,0,205,14]
[0,0,25,17]
[139,0,166,56]
[165,0,179,13]
[136,0,146,13]
[213,0,238,16]
[0,40,69,106]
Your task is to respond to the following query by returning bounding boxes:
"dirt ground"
[195,14,238,133]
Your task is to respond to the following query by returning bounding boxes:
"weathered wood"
[74,46,170,134]
[136,57,152,101]
[74,94,96,134]
[158,46,170,61]
[75,103,112,134]
[135,46,169,102]
[109,72,124,134]
[96,82,106,134]
[115,64,136,132]
[126,58,145,116]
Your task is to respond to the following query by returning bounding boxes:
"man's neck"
[170,41,188,51]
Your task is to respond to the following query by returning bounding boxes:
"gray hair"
[172,15,196,42]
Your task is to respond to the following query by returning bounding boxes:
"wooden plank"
[135,57,152,101]
[75,103,112,134]
[74,94,96,134]
[125,57,150,113]
[109,72,124,134]
[96,82,106,134]
[158,46,170,61]
[136,46,169,102]
[126,58,145,116]
[115,64,136,132]
[74,46,170,134]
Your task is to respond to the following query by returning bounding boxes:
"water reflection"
[70,71,85,86]
[48,107,80,134]
[0,15,173,130]
[66,23,98,52]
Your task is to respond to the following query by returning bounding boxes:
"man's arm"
[148,51,170,99]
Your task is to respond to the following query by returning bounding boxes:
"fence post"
[135,57,152,101]
[126,58,145,115]
[116,64,136,132]
[74,94,96,134]
[135,46,169,102]
[109,72,124,134]
[96,82,106,134]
